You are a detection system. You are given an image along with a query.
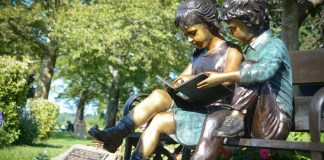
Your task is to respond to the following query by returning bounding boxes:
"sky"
[48,78,97,115]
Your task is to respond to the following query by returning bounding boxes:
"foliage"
[33,150,50,160]
[26,99,59,140]
[299,5,324,50]
[0,56,29,147]
[15,113,38,145]
[217,146,310,160]
[216,131,314,160]
[51,0,192,123]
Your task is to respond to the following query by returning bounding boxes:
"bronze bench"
[122,48,324,160]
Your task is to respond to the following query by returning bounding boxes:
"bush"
[26,99,59,140]
[0,56,29,147]
[15,111,38,145]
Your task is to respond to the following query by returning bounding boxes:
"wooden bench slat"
[224,138,324,152]
[290,48,324,85]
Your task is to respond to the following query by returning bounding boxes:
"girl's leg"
[131,112,175,159]
[128,89,174,126]
[88,89,174,153]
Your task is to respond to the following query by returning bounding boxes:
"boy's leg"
[131,112,175,159]
[251,83,291,139]
[191,110,231,160]
[215,61,259,137]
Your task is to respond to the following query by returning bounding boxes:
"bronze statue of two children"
[89,0,292,159]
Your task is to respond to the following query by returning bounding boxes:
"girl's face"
[183,24,213,49]
[227,19,254,43]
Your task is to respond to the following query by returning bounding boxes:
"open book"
[156,73,233,104]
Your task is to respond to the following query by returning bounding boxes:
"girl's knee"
[149,89,172,109]
[150,89,169,99]
[149,113,175,133]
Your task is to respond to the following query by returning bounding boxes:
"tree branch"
[94,76,109,88]
[8,21,49,53]
[298,0,324,26]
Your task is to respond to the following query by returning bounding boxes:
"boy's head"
[222,0,270,37]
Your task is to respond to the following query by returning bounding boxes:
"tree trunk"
[104,80,120,128]
[34,48,58,99]
[76,90,89,121]
[281,0,300,51]
[281,0,323,96]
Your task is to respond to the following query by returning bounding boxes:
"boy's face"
[182,24,213,49]
[227,19,254,43]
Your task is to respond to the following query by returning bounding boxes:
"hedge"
[0,56,29,147]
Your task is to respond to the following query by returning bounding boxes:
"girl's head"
[175,0,223,38]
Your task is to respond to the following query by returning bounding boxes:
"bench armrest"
[309,87,324,160]
[123,93,150,116]
[309,87,324,142]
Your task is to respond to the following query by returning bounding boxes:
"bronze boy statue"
[191,0,293,159]
[88,0,243,159]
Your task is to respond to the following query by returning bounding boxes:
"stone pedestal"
[74,120,87,139]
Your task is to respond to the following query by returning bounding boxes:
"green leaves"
[54,1,192,105]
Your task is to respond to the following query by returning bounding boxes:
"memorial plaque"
[52,144,115,160]
[64,148,108,160]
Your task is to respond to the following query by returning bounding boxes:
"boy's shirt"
[240,30,293,117]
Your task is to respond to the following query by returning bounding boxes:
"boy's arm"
[240,45,285,85]
[197,71,240,89]
[197,47,242,88]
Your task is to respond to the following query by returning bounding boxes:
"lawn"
[0,130,94,160]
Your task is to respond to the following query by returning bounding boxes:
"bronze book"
[156,73,233,104]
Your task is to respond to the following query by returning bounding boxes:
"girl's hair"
[174,0,224,37]
[222,0,270,36]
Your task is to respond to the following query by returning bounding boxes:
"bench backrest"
[290,48,324,131]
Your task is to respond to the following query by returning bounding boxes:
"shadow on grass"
[50,130,92,141]
[30,143,63,148]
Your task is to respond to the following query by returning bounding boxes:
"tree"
[0,1,72,100]
[281,0,323,51]
[54,0,191,127]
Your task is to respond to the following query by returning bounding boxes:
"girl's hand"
[162,77,174,92]
[173,75,194,87]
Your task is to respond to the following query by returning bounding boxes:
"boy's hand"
[197,72,223,89]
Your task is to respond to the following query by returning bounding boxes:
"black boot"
[130,151,149,160]
[88,116,135,153]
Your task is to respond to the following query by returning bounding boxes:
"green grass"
[0,130,94,160]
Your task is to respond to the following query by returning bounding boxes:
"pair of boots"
[88,116,148,160]
[88,116,135,153]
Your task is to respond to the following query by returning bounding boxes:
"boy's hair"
[222,0,270,36]
[174,0,224,37]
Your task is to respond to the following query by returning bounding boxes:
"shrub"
[0,56,29,147]
[26,99,59,140]
[33,150,50,160]
[15,110,38,145]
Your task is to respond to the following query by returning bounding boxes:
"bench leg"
[181,147,191,160]
[124,137,132,160]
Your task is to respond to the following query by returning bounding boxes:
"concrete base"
[74,120,87,139]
